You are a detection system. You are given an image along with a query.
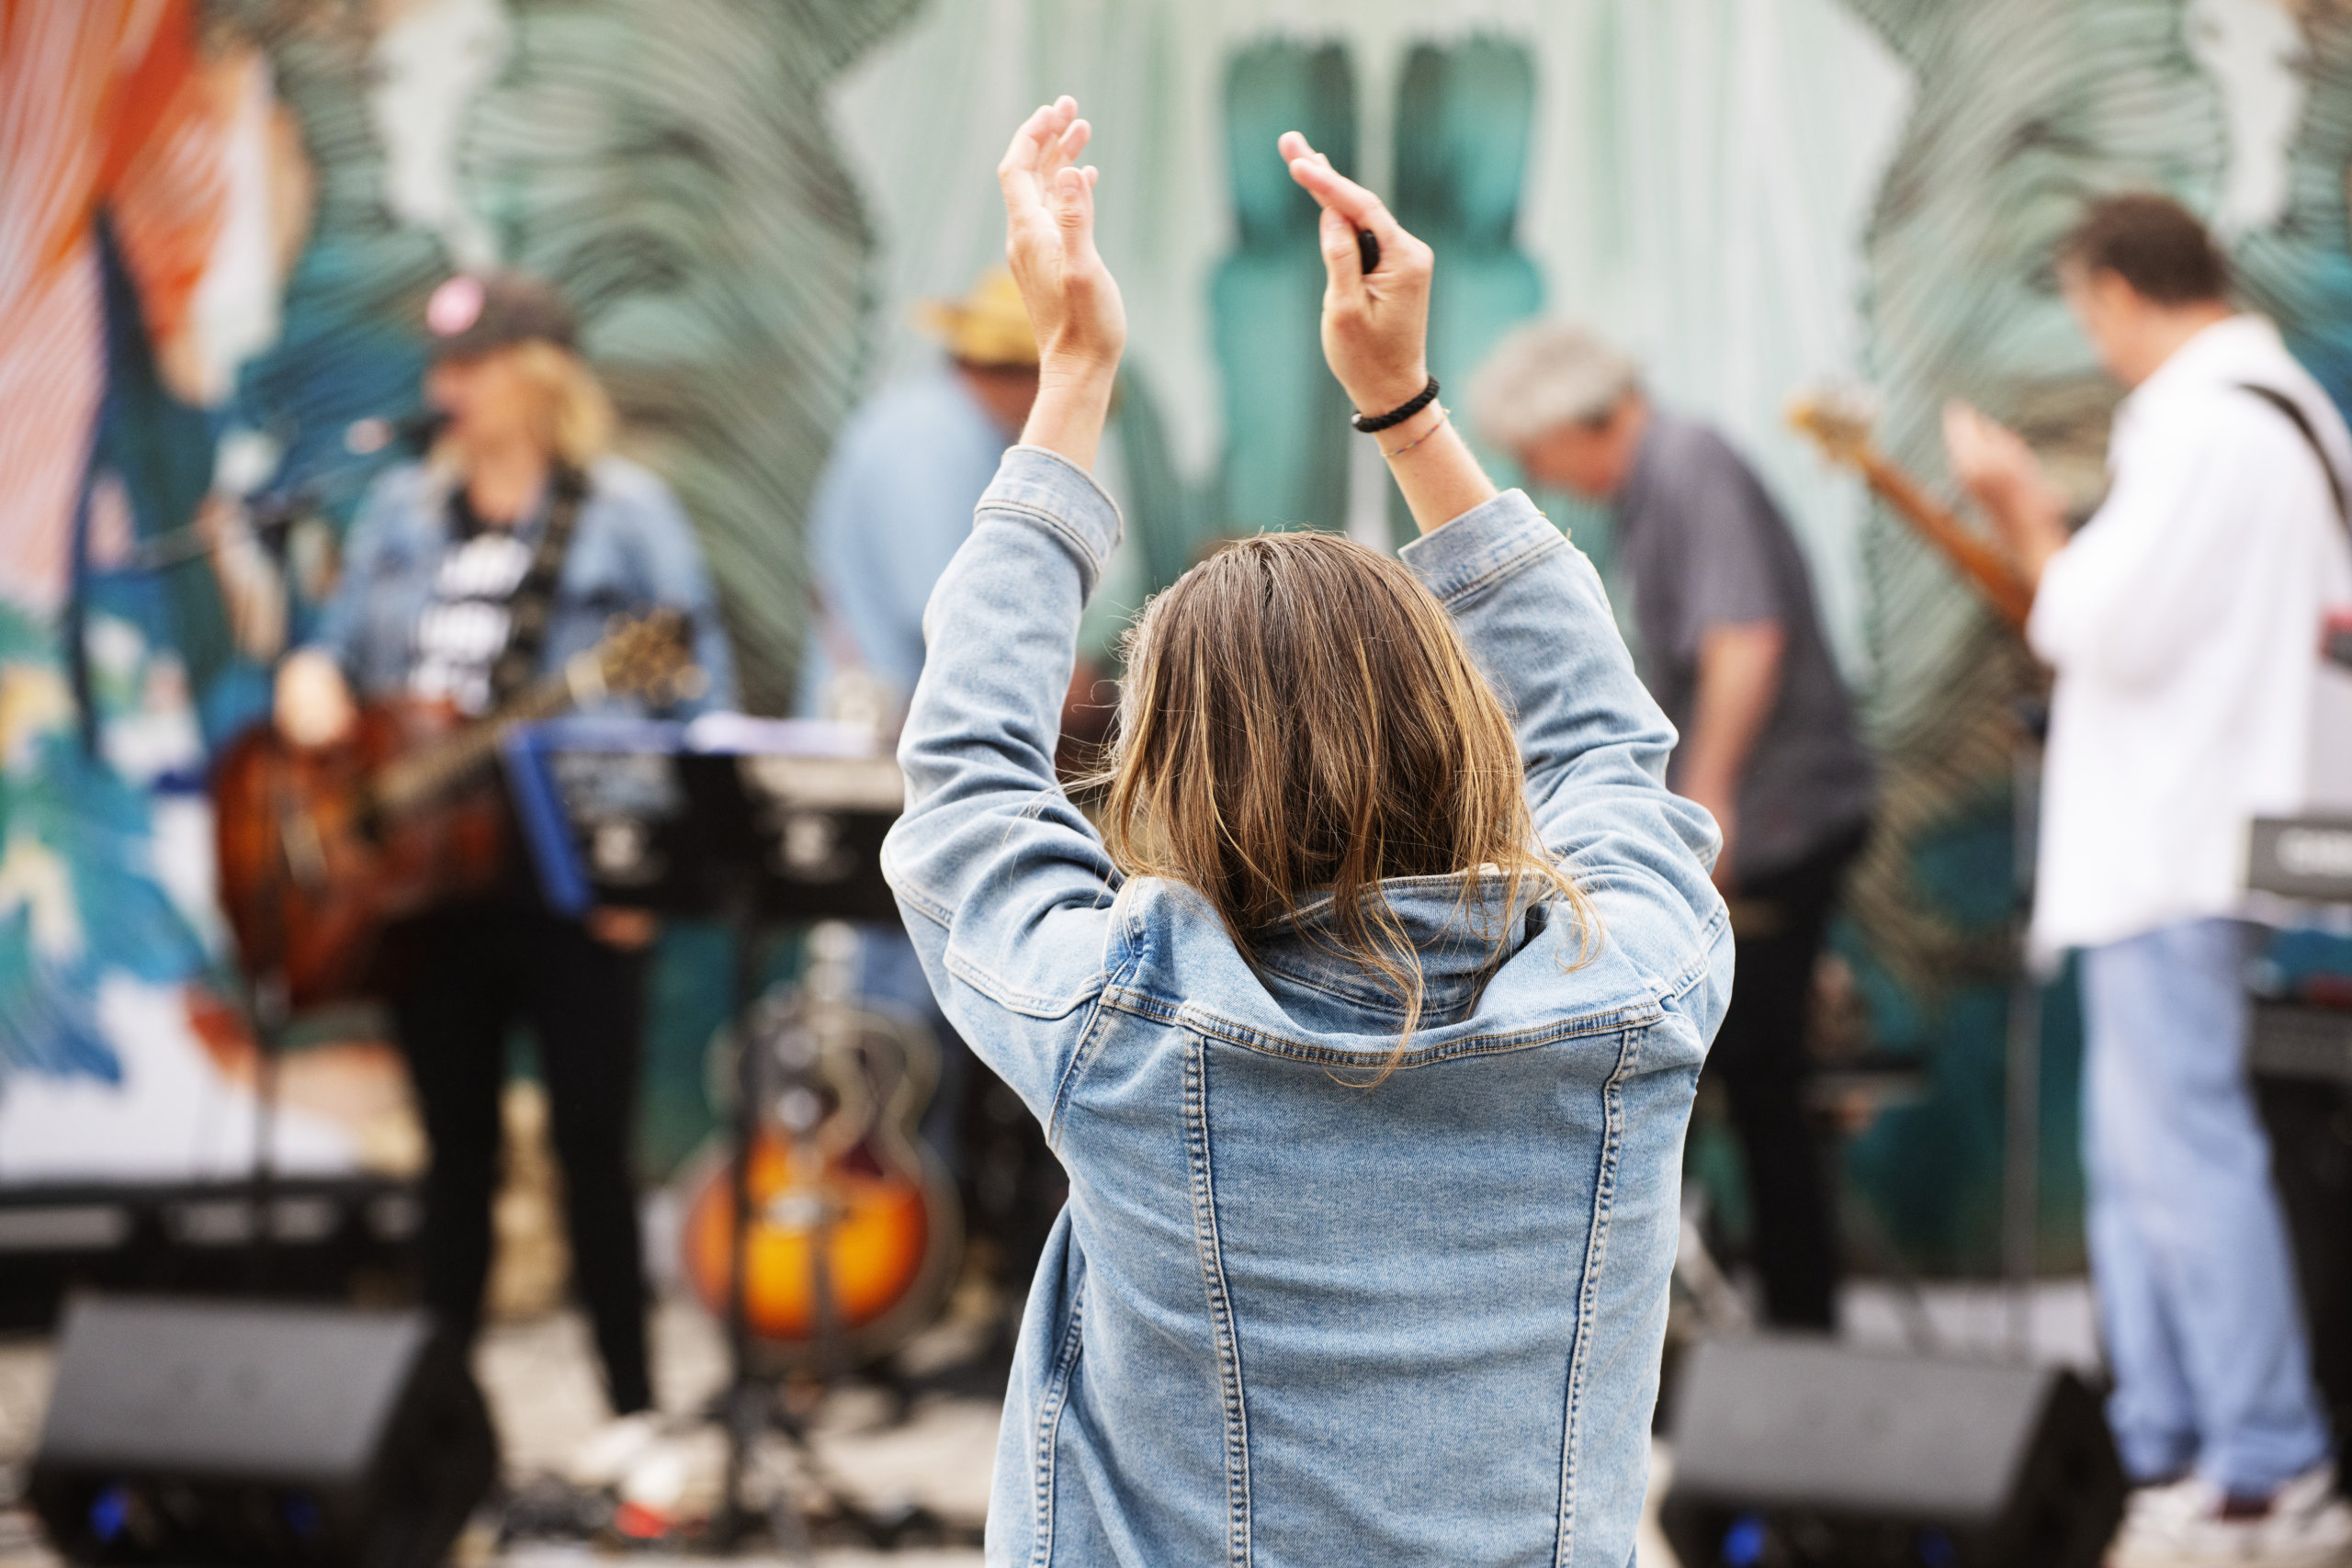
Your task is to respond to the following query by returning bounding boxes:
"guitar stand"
[497,720,964,1554]
[703,900,960,1558]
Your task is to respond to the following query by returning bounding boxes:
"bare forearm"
[1679,622,1786,807]
[1020,363,1119,472]
[1375,401,1498,534]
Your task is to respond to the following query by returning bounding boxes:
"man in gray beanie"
[1472,321,1872,1331]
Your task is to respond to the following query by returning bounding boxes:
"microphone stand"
[2002,696,2050,1361]
[127,490,311,1288]
[98,440,385,1290]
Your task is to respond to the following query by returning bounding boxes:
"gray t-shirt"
[1612,412,1872,880]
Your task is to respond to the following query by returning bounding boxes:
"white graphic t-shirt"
[410,525,533,716]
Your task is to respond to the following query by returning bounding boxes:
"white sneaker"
[2110,1462,2352,1568]
[2125,1474,2204,1525]
[563,1409,664,1490]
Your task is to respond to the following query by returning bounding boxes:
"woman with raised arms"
[880,96,1730,1566]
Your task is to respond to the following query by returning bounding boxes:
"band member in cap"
[276,270,735,1444]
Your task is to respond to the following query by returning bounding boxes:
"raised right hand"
[1282,130,1434,419]
[275,648,357,748]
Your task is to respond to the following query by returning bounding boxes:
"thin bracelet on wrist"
[1382,406,1448,459]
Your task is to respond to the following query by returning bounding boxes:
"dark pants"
[1709,826,1864,1331]
[2256,1074,2352,1483]
[385,897,652,1416]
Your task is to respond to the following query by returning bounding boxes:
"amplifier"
[2248,817,2352,903]
[1659,1337,2123,1568]
[28,1295,496,1567]
[2250,1001,2352,1084]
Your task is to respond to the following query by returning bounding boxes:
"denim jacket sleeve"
[1399,491,1729,1015]
[880,446,1125,1122]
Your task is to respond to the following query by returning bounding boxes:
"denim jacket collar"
[1248,871,1555,1021]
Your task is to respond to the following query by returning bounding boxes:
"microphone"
[345,409,447,457]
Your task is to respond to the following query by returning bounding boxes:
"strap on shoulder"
[2237,382,2349,534]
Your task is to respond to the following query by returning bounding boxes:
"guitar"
[212,611,699,1010]
[677,921,962,1369]
[1787,386,2036,629]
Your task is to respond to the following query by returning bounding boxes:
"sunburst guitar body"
[679,947,962,1370]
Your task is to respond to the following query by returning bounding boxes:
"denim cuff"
[1396,489,1565,606]
[979,445,1125,596]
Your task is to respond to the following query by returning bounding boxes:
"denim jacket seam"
[1043,997,1114,1152]
[885,863,956,933]
[943,943,1108,1021]
[1654,903,1731,1005]
[977,501,1107,590]
[1030,1266,1088,1568]
[1002,441,1125,520]
[1165,999,1662,1069]
[1555,1022,1642,1567]
[1044,902,1143,1146]
[1250,953,1480,1017]
[1424,526,1567,609]
[1182,1031,1253,1566]
[1102,987,1182,1027]
[1046,927,1141,1149]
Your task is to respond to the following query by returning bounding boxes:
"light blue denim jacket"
[311,455,737,714]
[883,446,1730,1568]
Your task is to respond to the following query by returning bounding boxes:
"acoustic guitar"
[677,922,962,1370]
[1787,387,2036,630]
[212,611,698,1010]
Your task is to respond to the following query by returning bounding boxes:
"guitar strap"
[486,464,590,706]
[2237,384,2352,672]
[2237,383,2348,535]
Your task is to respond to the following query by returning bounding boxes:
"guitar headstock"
[597,610,706,705]
[1787,383,1882,467]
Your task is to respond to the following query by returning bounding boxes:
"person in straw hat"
[797,265,1040,724]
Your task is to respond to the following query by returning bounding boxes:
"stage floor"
[0,1279,2098,1567]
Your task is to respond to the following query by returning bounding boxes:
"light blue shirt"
[797,368,1012,716]
[882,446,1730,1566]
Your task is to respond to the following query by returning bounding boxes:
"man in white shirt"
[1949,192,2352,1567]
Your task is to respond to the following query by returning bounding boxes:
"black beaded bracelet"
[1351,375,1441,434]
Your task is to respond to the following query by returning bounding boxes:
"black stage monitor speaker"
[1660,1336,2124,1568]
[28,1295,498,1568]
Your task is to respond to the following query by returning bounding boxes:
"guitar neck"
[370,671,581,818]
[1854,448,2036,630]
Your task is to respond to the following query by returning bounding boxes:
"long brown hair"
[1098,531,1593,1075]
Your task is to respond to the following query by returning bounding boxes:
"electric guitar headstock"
[1786,382,1883,470]
[1783,380,2034,629]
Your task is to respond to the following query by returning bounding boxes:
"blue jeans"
[2082,919,2332,1493]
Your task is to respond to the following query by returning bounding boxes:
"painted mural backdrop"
[7,0,2351,1273]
